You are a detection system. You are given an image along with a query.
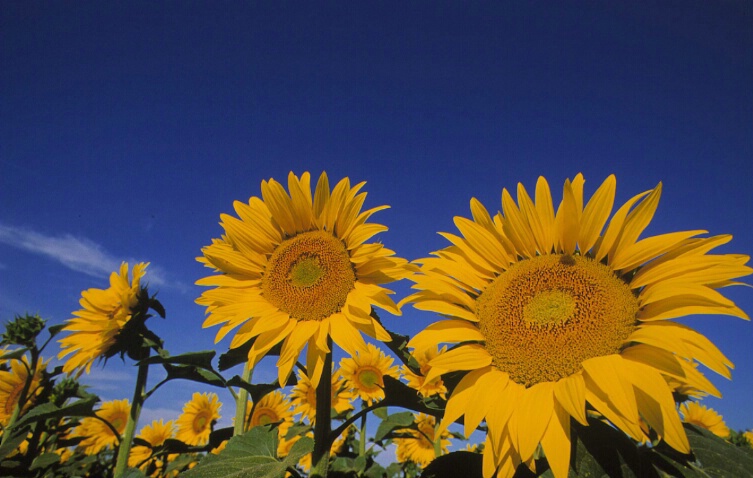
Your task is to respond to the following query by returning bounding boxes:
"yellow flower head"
[246,390,294,437]
[680,401,730,438]
[58,262,149,374]
[290,369,354,423]
[74,399,131,455]
[128,419,176,470]
[402,346,448,400]
[338,343,400,406]
[176,392,221,446]
[744,430,753,448]
[196,172,413,388]
[394,413,450,467]
[404,174,751,478]
[0,356,48,426]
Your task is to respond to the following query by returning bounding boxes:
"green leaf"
[182,425,313,478]
[226,375,281,403]
[47,323,65,338]
[139,350,216,369]
[121,467,148,478]
[374,411,415,442]
[29,452,60,470]
[14,395,98,429]
[163,363,226,387]
[218,340,283,372]
[0,347,28,361]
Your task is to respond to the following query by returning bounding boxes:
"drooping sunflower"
[402,345,448,400]
[290,369,355,423]
[245,390,294,437]
[58,262,149,374]
[128,419,176,470]
[680,401,730,438]
[196,172,413,388]
[74,399,131,455]
[175,392,221,446]
[394,413,451,467]
[404,174,751,478]
[0,356,48,426]
[338,343,400,406]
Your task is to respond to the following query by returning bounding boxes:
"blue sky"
[2,1,752,441]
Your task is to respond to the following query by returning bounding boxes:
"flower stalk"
[234,361,253,436]
[113,349,149,478]
[310,341,333,478]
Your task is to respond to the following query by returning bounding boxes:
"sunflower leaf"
[138,350,216,369]
[374,411,415,442]
[13,395,99,429]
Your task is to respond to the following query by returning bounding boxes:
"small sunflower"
[128,419,176,470]
[402,346,448,400]
[246,390,294,437]
[0,356,47,426]
[338,343,400,406]
[175,392,221,446]
[74,399,131,455]
[290,369,354,423]
[680,401,730,438]
[58,262,149,374]
[743,430,753,448]
[394,413,450,468]
[404,174,751,478]
[196,172,413,388]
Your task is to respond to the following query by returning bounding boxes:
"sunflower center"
[477,254,638,387]
[262,231,356,321]
[193,413,209,432]
[356,367,383,391]
[110,414,127,434]
[253,409,279,426]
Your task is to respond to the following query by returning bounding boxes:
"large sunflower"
[58,262,148,374]
[74,399,131,455]
[196,172,412,388]
[290,369,355,423]
[0,356,47,426]
[680,401,730,438]
[175,392,222,446]
[338,343,400,406]
[404,174,751,478]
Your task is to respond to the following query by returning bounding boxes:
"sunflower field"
[2,172,753,478]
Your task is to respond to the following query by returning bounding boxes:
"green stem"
[113,349,149,478]
[234,361,253,436]
[433,419,442,458]
[310,341,332,478]
[359,403,367,458]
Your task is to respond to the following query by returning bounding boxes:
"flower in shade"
[402,346,448,400]
[74,399,131,455]
[196,172,413,388]
[394,413,450,467]
[176,392,221,446]
[338,343,400,406]
[680,401,730,438]
[58,262,149,374]
[290,369,354,423]
[0,356,47,426]
[128,419,176,471]
[404,174,751,478]
[245,390,294,438]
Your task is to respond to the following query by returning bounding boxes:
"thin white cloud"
[0,222,171,288]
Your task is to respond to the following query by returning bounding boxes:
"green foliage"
[1,314,46,347]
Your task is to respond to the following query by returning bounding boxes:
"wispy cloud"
[0,222,173,288]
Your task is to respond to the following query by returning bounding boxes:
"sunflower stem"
[433,419,441,458]
[359,402,367,458]
[113,349,149,478]
[233,361,253,436]
[310,343,332,478]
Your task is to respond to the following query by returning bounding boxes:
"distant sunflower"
[404,174,751,478]
[58,262,149,374]
[196,172,413,388]
[246,390,294,437]
[402,346,448,399]
[744,430,753,448]
[394,413,450,467]
[338,343,400,406]
[0,356,47,426]
[128,419,175,470]
[290,369,354,423]
[74,399,130,455]
[680,401,730,438]
[175,392,221,446]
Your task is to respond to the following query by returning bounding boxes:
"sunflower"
[175,392,221,446]
[394,413,451,467]
[74,399,130,455]
[196,172,413,388]
[679,401,730,438]
[0,356,47,426]
[245,390,294,437]
[290,369,355,423]
[744,430,753,448]
[338,343,400,406]
[58,262,149,374]
[404,174,751,478]
[128,419,176,470]
[402,345,448,399]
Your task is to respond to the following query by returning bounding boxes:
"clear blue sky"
[2,2,752,434]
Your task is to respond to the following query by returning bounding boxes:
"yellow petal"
[407,319,485,351]
[578,174,616,254]
[439,366,490,434]
[501,187,537,259]
[582,355,639,425]
[426,344,492,383]
[329,313,366,357]
[611,230,706,272]
[554,178,579,254]
[534,176,556,251]
[553,372,587,425]
[610,182,662,263]
[513,381,554,462]
[277,320,319,386]
[540,400,571,478]
[594,190,650,263]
